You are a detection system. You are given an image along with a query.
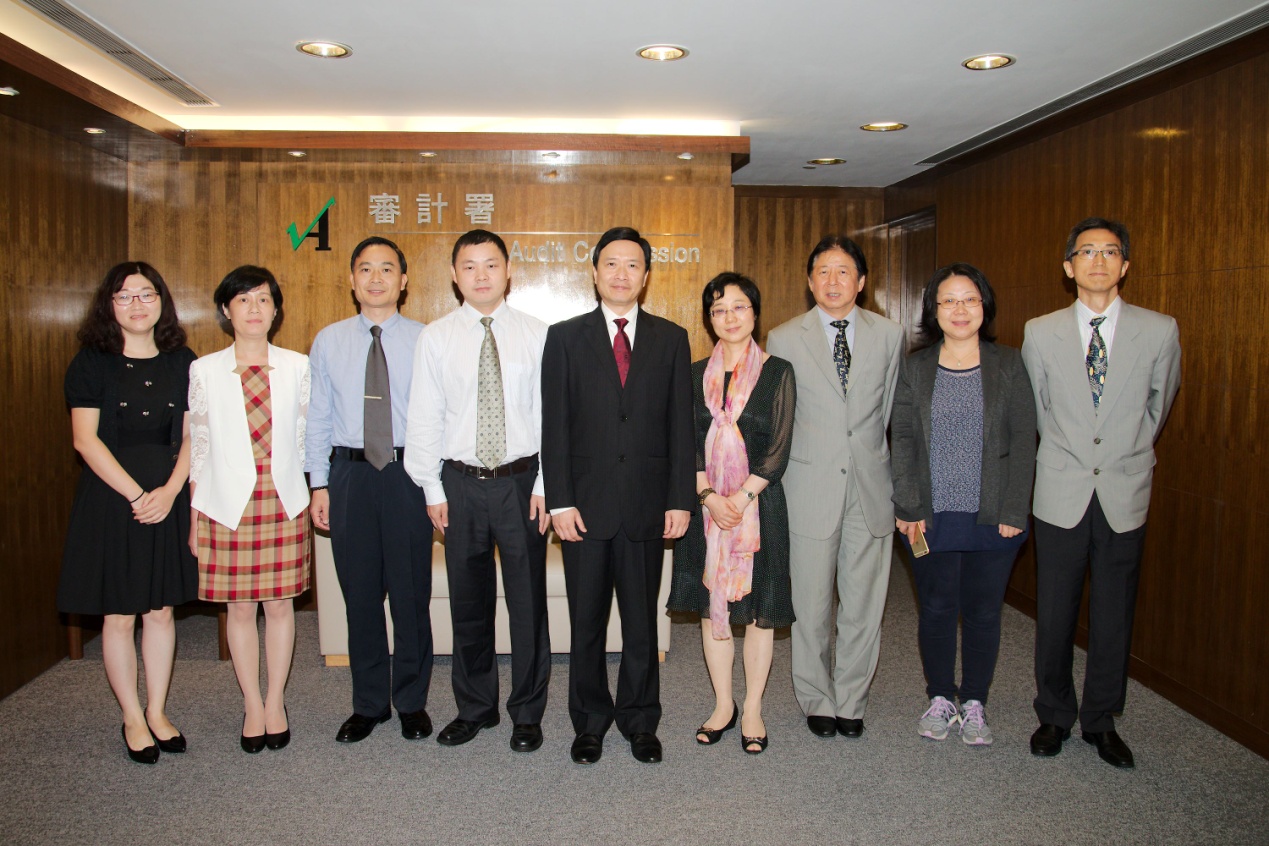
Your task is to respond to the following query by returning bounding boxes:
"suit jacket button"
[618,455,625,463]
[1094,437,1101,444]
[1093,468,1101,475]
[847,430,853,437]
[621,415,629,422]
[840,468,847,474]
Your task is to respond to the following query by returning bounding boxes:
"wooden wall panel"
[733,188,888,346]
[0,113,129,697]
[921,49,1269,756]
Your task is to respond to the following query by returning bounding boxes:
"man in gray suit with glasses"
[766,235,904,741]
[1023,217,1181,769]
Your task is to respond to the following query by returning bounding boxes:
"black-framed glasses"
[112,291,159,306]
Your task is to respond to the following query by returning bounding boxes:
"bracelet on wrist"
[311,485,329,492]
[698,487,716,505]
[129,490,146,504]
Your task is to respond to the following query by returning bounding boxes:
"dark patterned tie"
[831,319,851,392]
[364,325,393,470]
[1087,316,1108,409]
[475,316,506,469]
[613,317,631,386]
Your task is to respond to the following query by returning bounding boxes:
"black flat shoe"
[570,733,603,765]
[265,707,290,750]
[146,721,187,754]
[1082,729,1135,769]
[122,725,159,765]
[336,711,391,743]
[629,732,662,764]
[510,723,543,753]
[436,716,500,747]
[696,701,738,745]
[241,715,266,754]
[399,709,433,740]
[1030,723,1070,757]
[806,715,837,737]
[742,734,768,754]
[835,717,864,738]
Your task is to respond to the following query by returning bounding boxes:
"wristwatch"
[742,488,756,501]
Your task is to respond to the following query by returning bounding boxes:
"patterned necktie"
[1087,315,1108,409]
[613,317,631,386]
[364,325,393,470]
[831,319,851,392]
[476,316,506,469]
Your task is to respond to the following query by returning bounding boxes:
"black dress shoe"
[122,725,159,765]
[1082,730,1135,769]
[436,716,499,747]
[696,701,738,745]
[836,717,864,738]
[146,721,187,754]
[570,733,603,764]
[806,715,838,737]
[400,709,433,740]
[240,716,267,754]
[264,707,290,750]
[510,723,543,753]
[1029,723,1070,757]
[629,732,663,764]
[336,711,391,743]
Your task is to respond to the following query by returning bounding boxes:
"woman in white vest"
[188,265,310,754]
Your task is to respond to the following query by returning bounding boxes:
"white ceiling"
[3,0,1266,185]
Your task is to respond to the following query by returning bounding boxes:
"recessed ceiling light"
[807,157,846,165]
[84,127,105,135]
[637,44,688,62]
[677,152,693,160]
[0,86,18,96]
[418,151,438,158]
[803,165,816,170]
[860,122,908,132]
[542,151,561,159]
[297,41,352,59]
[1139,127,1187,140]
[962,54,1014,71]
[287,150,307,158]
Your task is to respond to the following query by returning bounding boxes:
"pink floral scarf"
[702,338,764,640]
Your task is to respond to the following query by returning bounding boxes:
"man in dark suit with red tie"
[541,226,695,765]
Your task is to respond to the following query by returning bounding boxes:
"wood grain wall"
[733,187,888,345]
[903,48,1269,756]
[0,113,129,697]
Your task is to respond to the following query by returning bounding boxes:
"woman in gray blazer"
[891,263,1036,747]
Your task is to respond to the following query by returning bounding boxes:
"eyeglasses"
[936,295,982,310]
[1068,247,1123,261]
[709,304,753,319]
[113,291,159,306]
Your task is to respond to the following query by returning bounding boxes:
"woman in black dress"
[669,272,795,754]
[59,262,197,764]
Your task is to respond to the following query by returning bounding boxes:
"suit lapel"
[799,309,845,401]
[624,307,653,389]
[851,309,876,392]
[584,307,624,392]
[1095,303,1142,424]
[1051,303,1098,430]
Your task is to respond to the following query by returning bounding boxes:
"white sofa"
[315,533,673,665]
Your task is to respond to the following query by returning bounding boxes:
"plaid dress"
[197,365,311,602]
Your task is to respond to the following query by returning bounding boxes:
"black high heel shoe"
[265,707,290,751]
[695,701,738,745]
[241,715,266,754]
[122,725,159,765]
[742,733,768,754]
[146,719,187,754]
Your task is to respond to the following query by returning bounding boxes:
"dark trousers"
[561,529,662,737]
[329,457,433,717]
[440,461,550,724]
[1033,494,1145,733]
[910,547,1018,704]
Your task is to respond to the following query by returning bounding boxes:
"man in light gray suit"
[1023,217,1181,769]
[767,235,904,739]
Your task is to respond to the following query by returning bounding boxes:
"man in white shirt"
[405,229,551,753]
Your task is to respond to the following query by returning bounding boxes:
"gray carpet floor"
[2,559,1266,846]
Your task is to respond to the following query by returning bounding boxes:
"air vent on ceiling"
[19,0,218,107]
[919,5,1269,166]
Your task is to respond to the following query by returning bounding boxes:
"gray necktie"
[364,325,393,470]
[476,316,506,469]
[831,319,851,392]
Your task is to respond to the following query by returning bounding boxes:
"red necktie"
[613,317,631,386]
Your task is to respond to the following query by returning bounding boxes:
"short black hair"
[350,236,408,274]
[592,226,652,270]
[77,261,187,354]
[918,262,997,343]
[702,272,762,324]
[214,265,283,314]
[1065,217,1130,262]
[807,234,868,278]
[451,229,508,265]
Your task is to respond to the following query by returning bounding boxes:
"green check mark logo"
[287,197,336,250]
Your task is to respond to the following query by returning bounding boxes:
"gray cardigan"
[890,341,1037,529]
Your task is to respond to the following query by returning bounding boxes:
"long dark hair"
[77,261,187,354]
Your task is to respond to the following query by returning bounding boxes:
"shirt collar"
[601,301,639,330]
[817,304,857,330]
[358,311,402,334]
[1075,295,1122,325]
[460,299,508,327]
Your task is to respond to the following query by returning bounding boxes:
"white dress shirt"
[601,301,639,348]
[1075,295,1122,358]
[404,300,547,504]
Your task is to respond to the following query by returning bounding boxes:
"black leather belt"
[332,446,404,463]
[445,455,536,479]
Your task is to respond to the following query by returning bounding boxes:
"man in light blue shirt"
[307,236,433,744]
